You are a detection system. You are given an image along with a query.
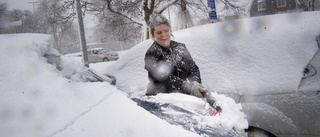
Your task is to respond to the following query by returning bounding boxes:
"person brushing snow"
[144,13,206,98]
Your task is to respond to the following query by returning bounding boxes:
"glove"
[182,81,207,98]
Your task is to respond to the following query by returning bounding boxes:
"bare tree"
[20,10,40,33]
[216,0,249,17]
[0,2,9,33]
[0,2,7,15]
[87,0,209,40]
[0,1,79,53]
[37,0,76,52]
[88,0,144,41]
[0,2,40,34]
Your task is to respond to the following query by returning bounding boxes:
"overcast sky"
[0,0,35,11]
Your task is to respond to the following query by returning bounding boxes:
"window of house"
[277,0,286,8]
[258,0,266,11]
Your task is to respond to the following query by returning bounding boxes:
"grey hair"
[149,13,172,38]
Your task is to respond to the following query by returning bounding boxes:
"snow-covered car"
[1,34,211,137]
[102,11,320,137]
[87,48,119,63]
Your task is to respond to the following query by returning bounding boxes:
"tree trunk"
[143,0,155,39]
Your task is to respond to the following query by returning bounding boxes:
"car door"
[87,50,94,63]
[91,49,100,63]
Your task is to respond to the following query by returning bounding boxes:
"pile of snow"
[105,11,320,95]
[148,93,248,134]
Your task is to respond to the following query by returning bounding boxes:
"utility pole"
[75,0,89,67]
[28,1,38,14]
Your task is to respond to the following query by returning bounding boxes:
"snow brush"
[201,91,222,113]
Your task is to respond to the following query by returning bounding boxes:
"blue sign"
[208,0,216,9]
[209,11,217,19]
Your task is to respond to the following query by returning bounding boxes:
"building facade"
[250,0,300,17]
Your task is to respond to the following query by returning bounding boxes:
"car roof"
[88,48,107,51]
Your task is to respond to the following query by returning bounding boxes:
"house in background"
[249,0,303,17]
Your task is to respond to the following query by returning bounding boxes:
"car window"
[93,50,99,54]
[101,49,109,53]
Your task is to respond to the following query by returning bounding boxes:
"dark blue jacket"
[144,40,201,95]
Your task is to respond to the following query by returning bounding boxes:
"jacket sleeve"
[181,44,202,84]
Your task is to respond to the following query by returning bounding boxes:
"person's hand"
[190,81,207,97]
[182,81,207,98]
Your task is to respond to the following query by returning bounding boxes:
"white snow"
[105,11,320,95]
[0,11,320,137]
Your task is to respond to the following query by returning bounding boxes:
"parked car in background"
[87,48,119,63]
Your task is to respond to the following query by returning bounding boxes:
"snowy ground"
[1,11,320,137]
